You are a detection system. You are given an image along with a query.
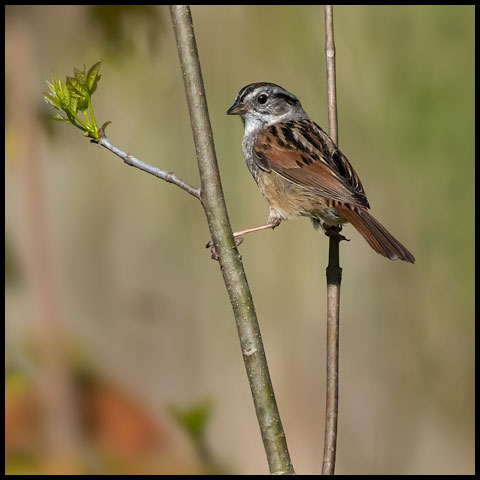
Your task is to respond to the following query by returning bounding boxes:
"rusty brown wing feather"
[253,119,370,209]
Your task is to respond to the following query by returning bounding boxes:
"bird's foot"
[206,237,244,261]
[324,225,350,242]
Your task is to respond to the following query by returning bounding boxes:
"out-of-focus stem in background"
[5,18,81,471]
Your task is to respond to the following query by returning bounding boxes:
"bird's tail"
[337,205,415,263]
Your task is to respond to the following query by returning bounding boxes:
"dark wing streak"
[254,122,370,209]
[305,120,369,208]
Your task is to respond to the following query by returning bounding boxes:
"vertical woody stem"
[323,4,341,476]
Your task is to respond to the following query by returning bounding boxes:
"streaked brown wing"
[253,119,370,209]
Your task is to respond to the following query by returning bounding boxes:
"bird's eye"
[257,94,268,104]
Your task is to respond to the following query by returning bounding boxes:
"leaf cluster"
[44,61,103,140]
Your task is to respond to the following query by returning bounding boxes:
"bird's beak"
[226,100,248,116]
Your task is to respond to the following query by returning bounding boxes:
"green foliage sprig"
[168,399,213,450]
[44,61,107,141]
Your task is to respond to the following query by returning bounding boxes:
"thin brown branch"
[97,134,202,200]
[323,4,341,476]
[169,5,295,475]
[324,5,339,146]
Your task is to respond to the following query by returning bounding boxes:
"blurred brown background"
[5,5,474,475]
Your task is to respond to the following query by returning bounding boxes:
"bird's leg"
[232,218,281,238]
[206,218,281,260]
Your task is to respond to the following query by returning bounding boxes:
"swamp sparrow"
[223,82,415,263]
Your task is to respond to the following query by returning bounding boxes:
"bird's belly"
[255,170,346,225]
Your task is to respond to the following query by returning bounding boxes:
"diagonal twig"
[97,133,202,200]
[169,5,295,475]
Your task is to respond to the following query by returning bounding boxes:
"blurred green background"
[5,5,474,475]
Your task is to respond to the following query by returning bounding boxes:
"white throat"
[242,109,306,138]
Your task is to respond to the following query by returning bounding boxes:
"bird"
[222,82,415,263]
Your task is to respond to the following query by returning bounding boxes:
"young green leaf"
[74,93,89,113]
[66,76,89,99]
[44,92,62,110]
[69,94,78,115]
[86,61,102,92]
[46,80,57,96]
[73,66,87,85]
[61,81,71,110]
[50,114,70,123]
